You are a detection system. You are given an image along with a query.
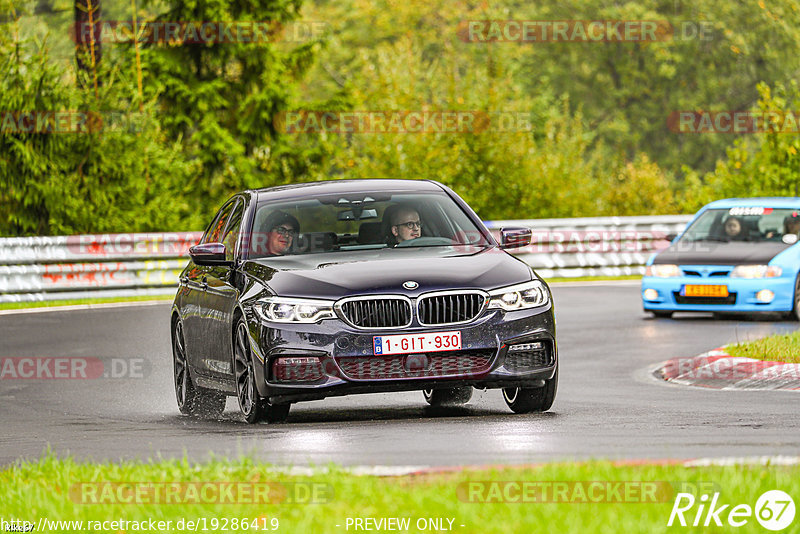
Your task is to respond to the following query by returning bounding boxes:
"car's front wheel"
[233,318,290,424]
[172,319,226,418]
[502,366,558,414]
[423,387,472,406]
[789,274,800,321]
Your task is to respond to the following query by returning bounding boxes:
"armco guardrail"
[0,233,202,303]
[0,216,693,303]
[485,215,693,278]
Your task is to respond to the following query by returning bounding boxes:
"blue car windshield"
[679,207,800,243]
[247,190,492,258]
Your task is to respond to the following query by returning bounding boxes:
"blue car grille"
[674,292,737,305]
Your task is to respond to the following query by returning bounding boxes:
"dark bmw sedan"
[171,179,557,423]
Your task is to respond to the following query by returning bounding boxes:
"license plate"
[683,285,729,298]
[373,331,461,355]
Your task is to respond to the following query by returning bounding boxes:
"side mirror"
[665,233,678,242]
[189,242,233,266]
[500,227,532,249]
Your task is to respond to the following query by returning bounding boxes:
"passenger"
[723,216,742,239]
[259,211,300,256]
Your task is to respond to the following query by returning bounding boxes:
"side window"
[202,201,235,244]
[222,200,244,261]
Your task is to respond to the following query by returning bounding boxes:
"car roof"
[251,179,445,202]
[703,197,800,209]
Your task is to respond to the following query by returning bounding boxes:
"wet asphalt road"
[1,282,799,466]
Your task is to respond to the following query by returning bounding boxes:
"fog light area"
[755,290,775,303]
[643,288,659,301]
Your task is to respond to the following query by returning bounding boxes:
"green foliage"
[2,0,798,235]
[0,16,198,235]
[682,82,800,212]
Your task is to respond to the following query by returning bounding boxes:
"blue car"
[642,198,800,319]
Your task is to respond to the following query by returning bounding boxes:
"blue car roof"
[703,197,800,209]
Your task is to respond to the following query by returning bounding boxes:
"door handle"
[179,276,188,284]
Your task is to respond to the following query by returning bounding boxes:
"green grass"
[548,275,642,283]
[726,331,800,364]
[0,294,175,311]
[1,455,798,533]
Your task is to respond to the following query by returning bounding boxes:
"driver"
[390,206,422,244]
[784,212,800,236]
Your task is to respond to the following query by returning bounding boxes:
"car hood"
[653,240,791,266]
[243,246,534,299]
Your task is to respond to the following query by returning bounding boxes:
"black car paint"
[172,180,557,404]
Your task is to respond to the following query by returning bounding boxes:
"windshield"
[245,190,492,258]
[679,207,800,243]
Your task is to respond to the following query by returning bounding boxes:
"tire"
[422,387,472,406]
[172,319,226,418]
[233,318,290,424]
[502,365,558,414]
[790,274,800,321]
[651,311,673,318]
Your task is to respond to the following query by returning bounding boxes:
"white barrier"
[0,233,202,303]
[0,216,693,302]
[485,215,692,278]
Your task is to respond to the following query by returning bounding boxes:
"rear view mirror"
[338,209,378,221]
[189,242,233,266]
[500,227,532,249]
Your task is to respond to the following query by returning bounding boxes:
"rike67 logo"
[668,490,795,531]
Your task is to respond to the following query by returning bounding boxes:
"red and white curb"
[656,347,800,390]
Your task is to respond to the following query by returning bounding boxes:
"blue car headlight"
[487,280,549,311]
[254,297,336,323]
[645,264,680,277]
[730,265,782,278]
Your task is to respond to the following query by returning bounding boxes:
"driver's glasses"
[395,220,422,230]
[272,226,297,238]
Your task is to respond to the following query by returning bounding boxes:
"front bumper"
[248,304,557,403]
[641,274,795,313]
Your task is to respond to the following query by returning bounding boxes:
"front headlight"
[645,264,681,277]
[730,265,782,279]
[487,280,549,311]
[254,297,336,323]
